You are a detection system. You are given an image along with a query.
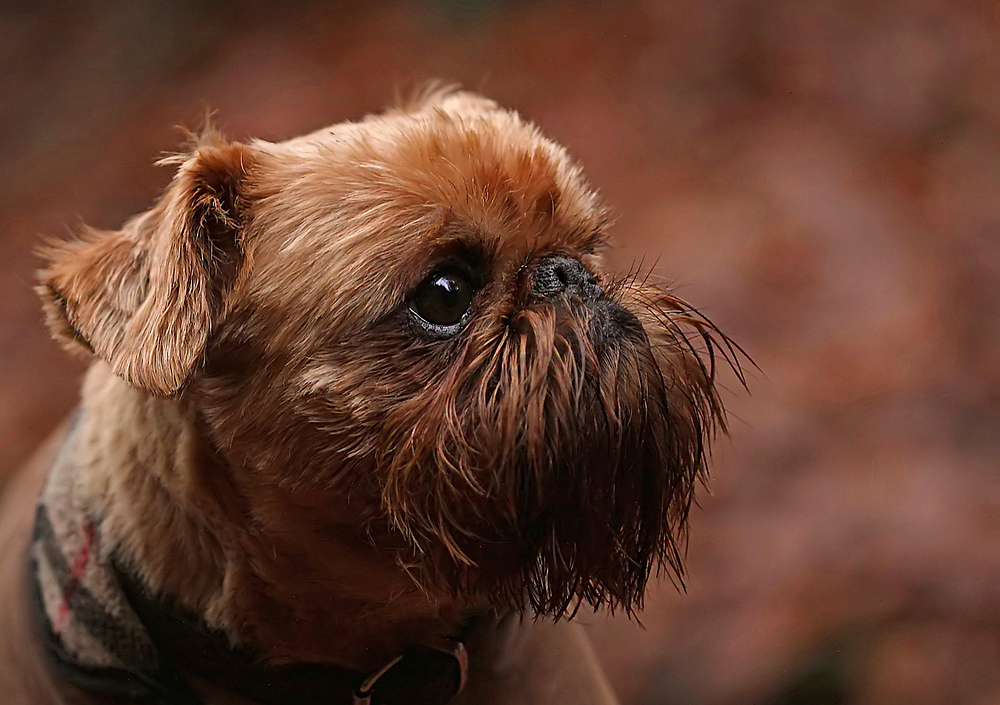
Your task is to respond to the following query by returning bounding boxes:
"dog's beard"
[374,283,731,618]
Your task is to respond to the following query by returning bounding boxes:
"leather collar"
[113,563,472,705]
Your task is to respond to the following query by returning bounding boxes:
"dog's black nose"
[531,255,603,302]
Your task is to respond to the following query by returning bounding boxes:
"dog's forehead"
[252,101,604,251]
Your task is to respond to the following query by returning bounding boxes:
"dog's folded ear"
[38,132,254,396]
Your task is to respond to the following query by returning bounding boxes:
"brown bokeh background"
[2,1,999,703]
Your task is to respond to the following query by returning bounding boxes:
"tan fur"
[8,88,737,703]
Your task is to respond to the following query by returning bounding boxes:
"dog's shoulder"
[458,620,620,705]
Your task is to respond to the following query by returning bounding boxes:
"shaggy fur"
[26,89,737,696]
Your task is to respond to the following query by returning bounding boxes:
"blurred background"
[2,1,999,703]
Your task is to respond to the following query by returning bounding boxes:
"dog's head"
[40,90,735,619]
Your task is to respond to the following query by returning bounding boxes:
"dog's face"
[40,91,730,619]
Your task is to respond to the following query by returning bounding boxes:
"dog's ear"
[38,133,253,396]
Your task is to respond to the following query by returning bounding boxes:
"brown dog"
[0,89,732,705]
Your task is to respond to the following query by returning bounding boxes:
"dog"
[0,89,734,705]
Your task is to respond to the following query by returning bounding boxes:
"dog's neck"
[71,363,469,672]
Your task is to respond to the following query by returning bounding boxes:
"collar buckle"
[352,638,468,705]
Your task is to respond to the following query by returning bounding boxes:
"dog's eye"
[409,271,474,327]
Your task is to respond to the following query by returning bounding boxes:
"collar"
[30,416,472,705]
